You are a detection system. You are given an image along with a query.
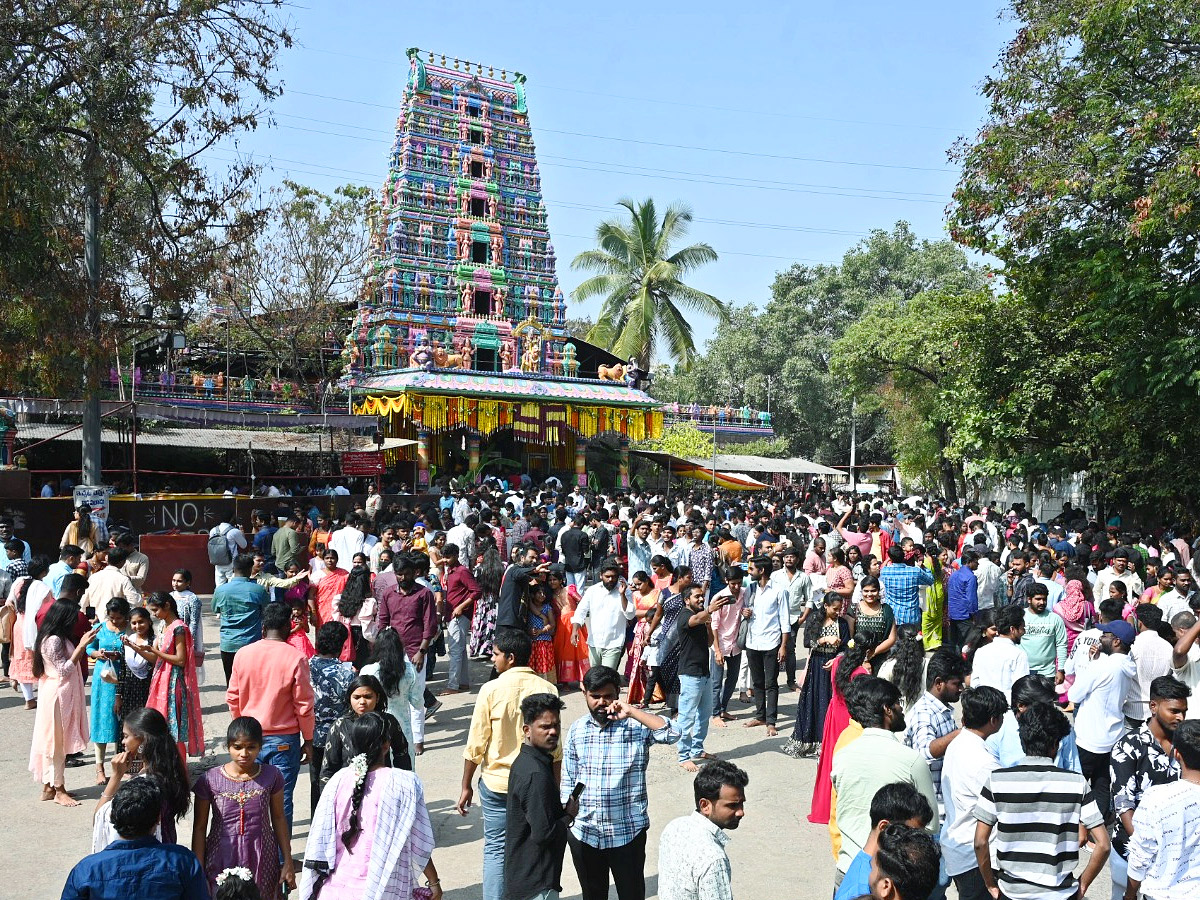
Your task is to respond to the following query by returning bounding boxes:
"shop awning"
[15,422,413,454]
[630,450,770,491]
[686,454,842,476]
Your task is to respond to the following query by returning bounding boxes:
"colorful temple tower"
[344,49,662,490]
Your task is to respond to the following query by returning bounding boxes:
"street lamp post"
[123,301,186,495]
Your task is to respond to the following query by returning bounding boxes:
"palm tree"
[571,197,729,370]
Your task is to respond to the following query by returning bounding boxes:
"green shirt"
[211,576,270,653]
[1022,608,1068,677]
[271,525,304,571]
[831,727,939,874]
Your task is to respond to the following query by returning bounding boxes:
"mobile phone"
[571,781,586,800]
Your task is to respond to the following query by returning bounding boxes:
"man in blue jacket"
[61,779,207,900]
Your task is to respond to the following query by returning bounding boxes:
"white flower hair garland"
[215,867,253,886]
[350,752,369,787]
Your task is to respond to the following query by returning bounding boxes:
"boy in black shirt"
[505,693,578,900]
[677,584,732,771]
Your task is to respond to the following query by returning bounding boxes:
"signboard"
[341,450,385,476]
[73,484,112,526]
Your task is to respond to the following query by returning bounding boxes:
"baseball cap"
[1097,620,1136,646]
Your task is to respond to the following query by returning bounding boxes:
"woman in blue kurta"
[85,597,131,783]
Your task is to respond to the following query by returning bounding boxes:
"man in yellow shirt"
[456,629,560,900]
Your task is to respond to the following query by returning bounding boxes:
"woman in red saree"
[131,591,204,764]
[806,633,873,825]
[624,570,664,704]
[549,567,589,689]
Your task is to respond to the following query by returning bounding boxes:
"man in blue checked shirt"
[879,545,935,627]
[561,665,681,900]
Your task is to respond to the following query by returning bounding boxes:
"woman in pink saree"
[130,591,204,763]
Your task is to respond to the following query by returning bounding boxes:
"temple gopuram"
[342,49,662,490]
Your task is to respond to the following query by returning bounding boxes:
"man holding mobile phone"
[505,693,576,900]
[562,665,681,900]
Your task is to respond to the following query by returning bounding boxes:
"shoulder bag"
[736,583,755,651]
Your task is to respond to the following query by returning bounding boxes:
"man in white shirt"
[571,561,635,670]
[1156,564,1197,626]
[1171,612,1200,719]
[452,491,472,525]
[972,540,1002,611]
[1068,619,1138,822]
[446,513,477,567]
[208,516,247,587]
[1124,605,1175,727]
[658,760,748,900]
[741,554,791,737]
[82,547,143,613]
[1093,549,1144,607]
[1067,596,1121,689]
[1124,719,1200,900]
[940,685,1006,900]
[771,547,811,691]
[364,483,383,525]
[327,513,365,566]
[969,604,1029,699]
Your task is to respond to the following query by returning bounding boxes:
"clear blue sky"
[214,1,1014,351]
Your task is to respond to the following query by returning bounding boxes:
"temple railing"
[662,408,774,429]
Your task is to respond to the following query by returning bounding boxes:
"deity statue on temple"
[521,338,541,373]
[623,357,647,390]
[411,334,433,370]
[561,342,579,378]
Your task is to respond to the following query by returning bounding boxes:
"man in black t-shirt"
[676,584,732,771]
[557,517,591,591]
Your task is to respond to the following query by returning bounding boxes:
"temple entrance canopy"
[341,49,662,490]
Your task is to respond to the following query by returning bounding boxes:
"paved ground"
[0,603,1115,899]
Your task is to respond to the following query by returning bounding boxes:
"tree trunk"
[935,423,958,501]
[954,461,968,504]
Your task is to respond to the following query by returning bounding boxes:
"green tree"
[637,423,714,459]
[833,286,994,500]
[571,197,729,369]
[652,223,981,467]
[948,0,1200,510]
[0,2,290,476]
[194,181,369,404]
[562,316,595,343]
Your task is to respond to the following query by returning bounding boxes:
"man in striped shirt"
[972,702,1109,900]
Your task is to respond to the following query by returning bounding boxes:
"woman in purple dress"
[192,717,295,899]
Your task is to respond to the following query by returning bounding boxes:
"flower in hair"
[350,752,369,787]
[914,632,924,641]
[215,867,253,886]
[846,639,856,649]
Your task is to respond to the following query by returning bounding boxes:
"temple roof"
[347,369,658,407]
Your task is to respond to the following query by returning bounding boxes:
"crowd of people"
[3,483,1200,899]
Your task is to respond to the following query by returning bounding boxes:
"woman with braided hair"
[300,711,442,900]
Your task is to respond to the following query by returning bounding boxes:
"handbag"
[97,659,119,685]
[736,585,755,651]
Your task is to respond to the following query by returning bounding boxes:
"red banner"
[341,450,385,475]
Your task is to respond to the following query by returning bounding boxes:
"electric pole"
[80,13,104,486]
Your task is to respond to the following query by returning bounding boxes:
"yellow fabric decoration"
[354,393,662,440]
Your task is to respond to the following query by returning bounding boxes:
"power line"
[265,123,943,203]
[200,148,895,239]
[274,109,955,175]
[276,99,950,176]
[295,45,966,134]
[201,149,843,265]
